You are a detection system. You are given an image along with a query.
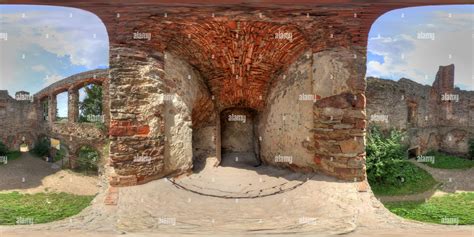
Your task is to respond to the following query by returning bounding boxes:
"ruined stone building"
[3,0,471,189]
[367,64,474,156]
[0,69,110,166]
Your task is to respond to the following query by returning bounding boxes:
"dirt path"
[0,152,100,195]
[378,160,474,202]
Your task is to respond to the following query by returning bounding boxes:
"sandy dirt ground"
[0,152,100,195]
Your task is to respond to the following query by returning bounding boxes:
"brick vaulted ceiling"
[162,20,308,110]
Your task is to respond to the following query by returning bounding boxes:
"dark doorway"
[220,107,261,167]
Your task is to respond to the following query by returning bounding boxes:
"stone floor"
[170,152,312,199]
[0,153,473,236]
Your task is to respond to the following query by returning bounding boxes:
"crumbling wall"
[0,91,38,150]
[366,64,474,156]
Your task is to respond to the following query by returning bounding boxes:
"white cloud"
[367,9,474,90]
[0,7,109,69]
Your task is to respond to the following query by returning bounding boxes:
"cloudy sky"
[0,5,109,116]
[367,5,473,90]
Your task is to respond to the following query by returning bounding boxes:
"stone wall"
[366,64,474,156]
[312,47,367,180]
[0,91,38,150]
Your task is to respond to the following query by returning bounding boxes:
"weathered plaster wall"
[258,51,314,171]
[163,52,216,175]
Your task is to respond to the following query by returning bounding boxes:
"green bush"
[367,126,438,196]
[0,141,8,156]
[366,126,408,186]
[469,138,474,160]
[31,138,50,157]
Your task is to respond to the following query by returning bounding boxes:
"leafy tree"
[79,84,103,122]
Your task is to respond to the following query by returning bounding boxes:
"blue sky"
[0,5,108,117]
[367,5,473,90]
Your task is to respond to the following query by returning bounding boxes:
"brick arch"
[35,69,108,101]
[161,20,309,111]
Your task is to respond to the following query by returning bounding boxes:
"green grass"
[370,161,438,196]
[424,151,474,169]
[384,192,474,225]
[0,192,94,225]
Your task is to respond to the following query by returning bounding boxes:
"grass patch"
[370,161,438,196]
[384,192,474,225]
[0,192,94,225]
[424,151,474,169]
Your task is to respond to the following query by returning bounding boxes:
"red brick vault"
[10,0,471,187]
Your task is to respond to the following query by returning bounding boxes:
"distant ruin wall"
[366,64,474,156]
[0,91,38,150]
